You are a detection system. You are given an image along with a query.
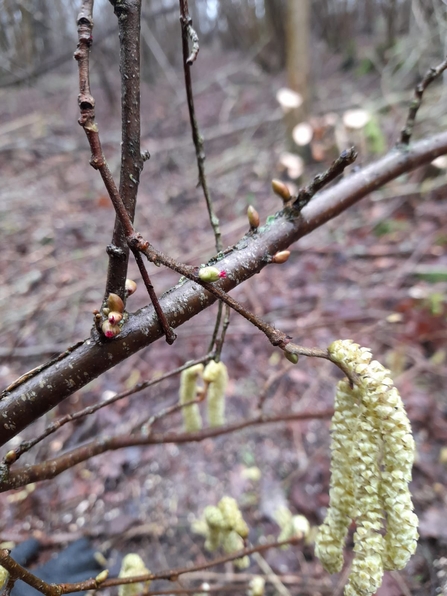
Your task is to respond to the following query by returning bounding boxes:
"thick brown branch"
[0,409,333,491]
[1,132,447,446]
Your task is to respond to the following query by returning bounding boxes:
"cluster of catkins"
[315,340,418,596]
[200,496,250,569]
[118,553,151,596]
[179,360,228,431]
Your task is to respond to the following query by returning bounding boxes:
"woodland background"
[1,1,447,595]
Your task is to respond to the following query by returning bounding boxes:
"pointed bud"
[247,205,260,229]
[285,351,299,364]
[199,266,223,283]
[272,179,291,202]
[107,293,124,313]
[272,250,291,264]
[102,320,121,338]
[125,279,137,296]
[108,311,123,325]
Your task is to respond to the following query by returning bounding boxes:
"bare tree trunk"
[285,0,310,117]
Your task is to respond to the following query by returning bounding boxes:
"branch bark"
[0,409,333,491]
[1,132,447,446]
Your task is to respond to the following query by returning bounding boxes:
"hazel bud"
[272,179,291,202]
[95,570,109,584]
[107,293,124,313]
[102,320,121,338]
[285,351,299,364]
[4,450,17,465]
[272,250,291,264]
[247,205,260,229]
[125,279,137,296]
[199,267,226,283]
[108,311,123,325]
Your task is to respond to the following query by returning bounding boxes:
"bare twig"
[293,147,357,211]
[7,354,213,464]
[74,0,174,344]
[0,409,333,491]
[399,56,447,145]
[1,540,301,596]
[178,0,229,356]
[132,250,177,344]
[179,0,199,66]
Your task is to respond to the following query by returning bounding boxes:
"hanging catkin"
[315,340,418,596]
[179,364,204,432]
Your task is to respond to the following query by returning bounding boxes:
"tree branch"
[399,55,447,146]
[105,0,143,300]
[0,409,333,491]
[1,131,447,446]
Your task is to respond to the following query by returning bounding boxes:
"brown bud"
[102,320,121,338]
[108,311,123,325]
[4,450,17,465]
[272,250,291,264]
[285,352,299,364]
[247,205,260,229]
[125,279,137,296]
[271,179,291,202]
[107,293,124,313]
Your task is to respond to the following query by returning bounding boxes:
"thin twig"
[293,147,357,211]
[399,55,447,146]
[0,540,301,596]
[179,0,228,357]
[8,354,213,464]
[0,409,333,491]
[59,539,300,594]
[132,250,177,344]
[74,1,174,345]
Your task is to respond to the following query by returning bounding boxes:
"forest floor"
[1,41,447,596]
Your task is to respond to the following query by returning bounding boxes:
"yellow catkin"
[315,379,359,573]
[203,361,228,427]
[118,554,151,596]
[200,497,249,568]
[316,340,418,596]
[204,505,225,552]
[248,576,265,596]
[179,364,204,432]
[274,506,310,548]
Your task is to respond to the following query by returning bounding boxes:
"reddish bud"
[102,320,121,338]
[108,311,123,325]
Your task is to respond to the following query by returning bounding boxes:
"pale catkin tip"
[179,364,204,432]
[204,360,228,427]
[118,554,150,596]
